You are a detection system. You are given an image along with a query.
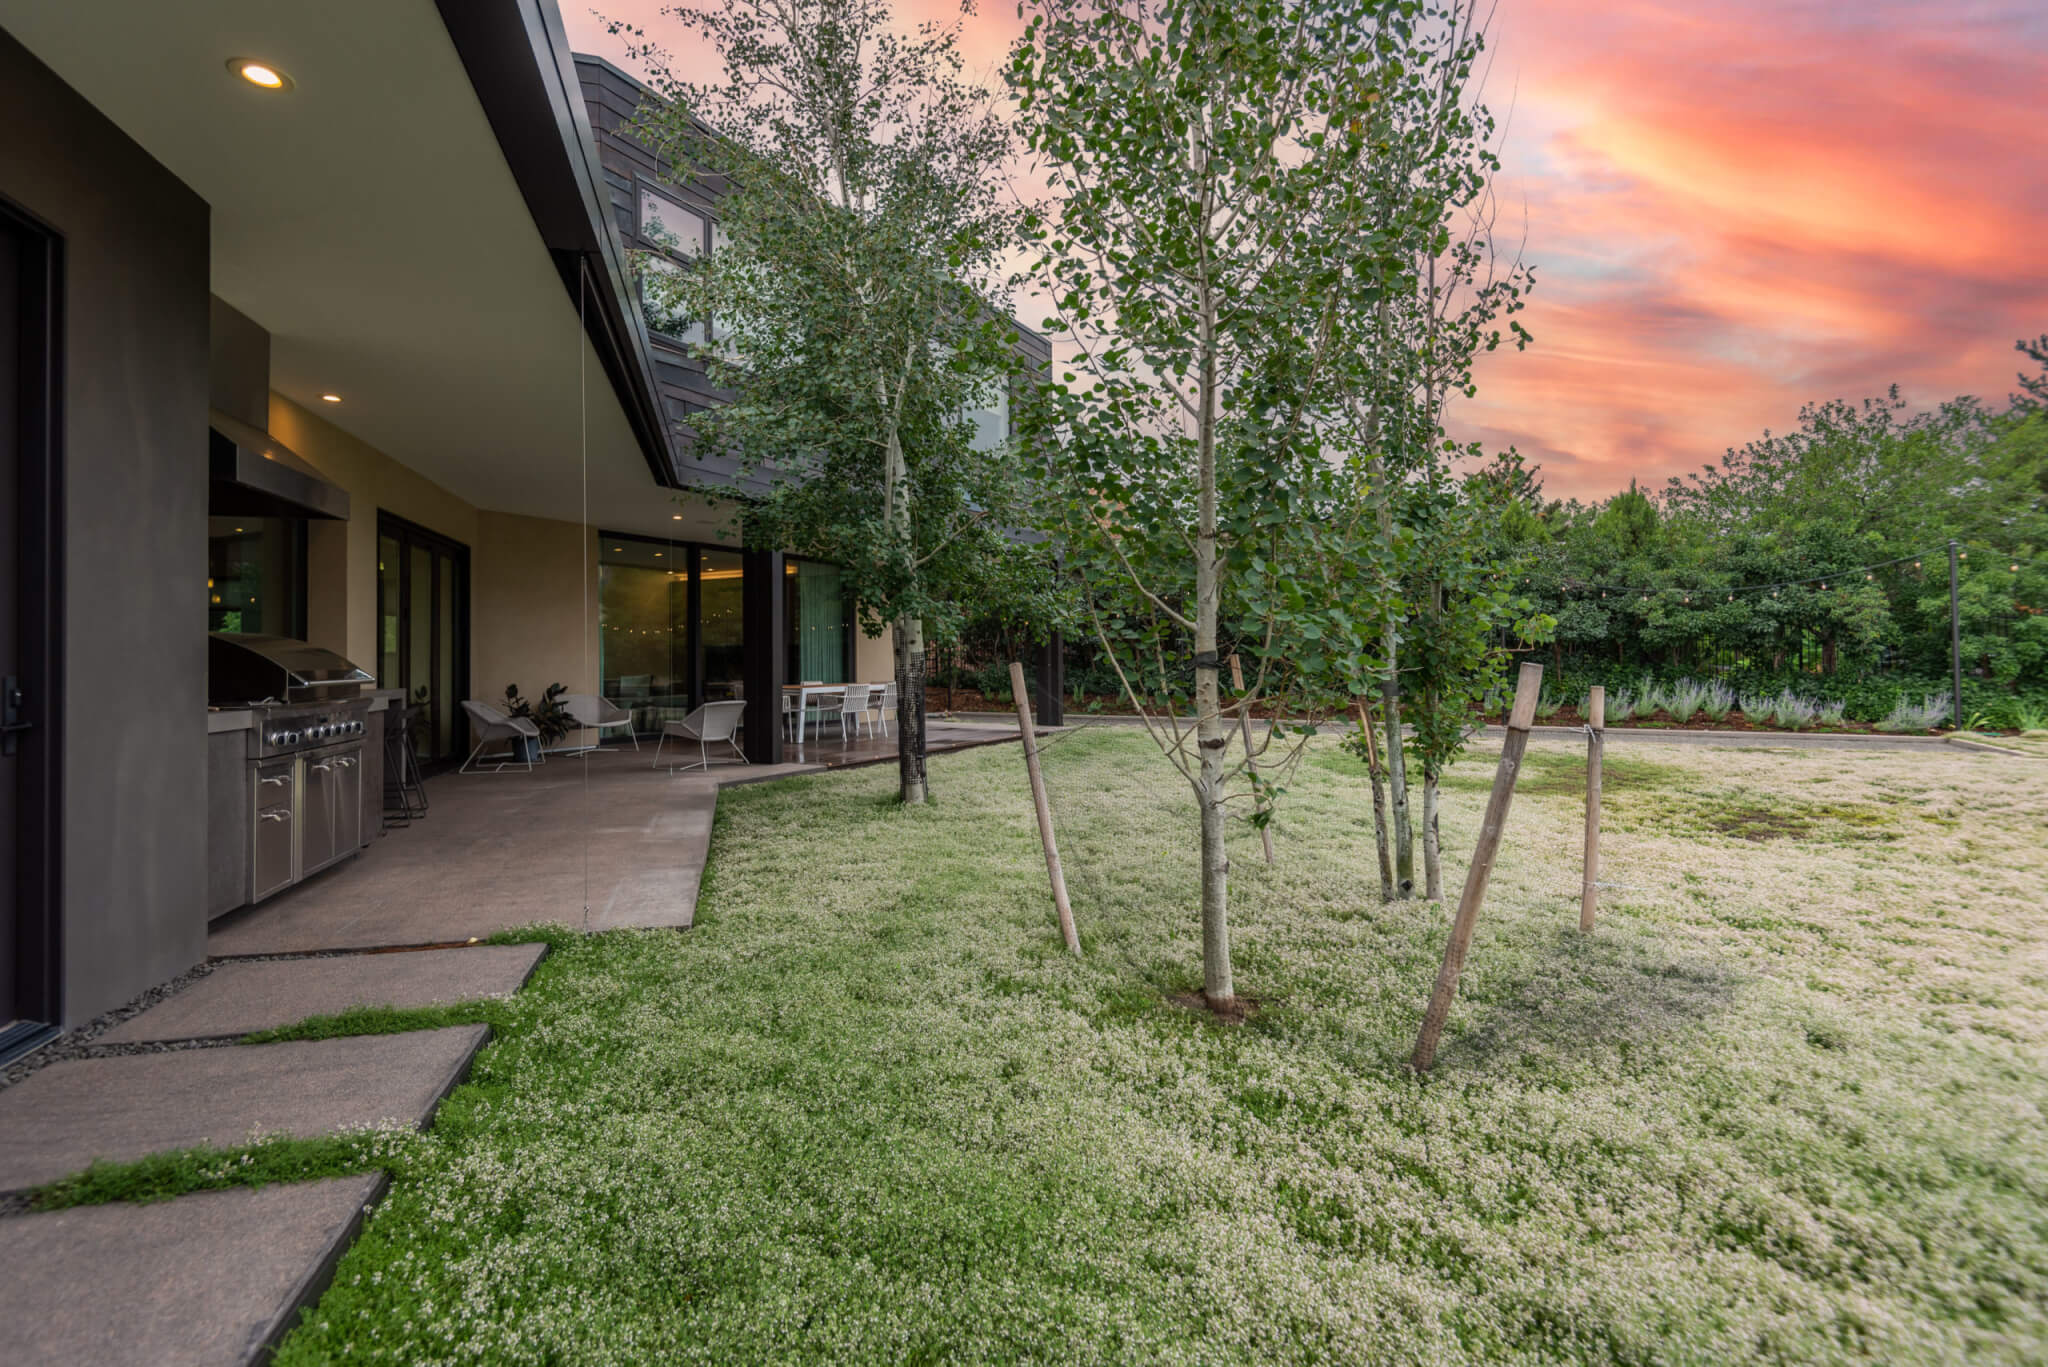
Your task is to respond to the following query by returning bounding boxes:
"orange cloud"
[567,0,2048,502]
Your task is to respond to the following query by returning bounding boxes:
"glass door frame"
[598,532,856,724]
[375,511,470,767]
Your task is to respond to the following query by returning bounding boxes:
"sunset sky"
[565,0,2048,503]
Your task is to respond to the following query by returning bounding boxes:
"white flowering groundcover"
[275,729,2048,1364]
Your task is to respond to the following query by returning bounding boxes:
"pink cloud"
[566,1,2048,502]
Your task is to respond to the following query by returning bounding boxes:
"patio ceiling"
[0,0,693,542]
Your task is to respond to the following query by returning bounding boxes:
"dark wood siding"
[576,57,763,492]
[573,55,1053,497]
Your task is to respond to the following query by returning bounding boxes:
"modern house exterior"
[0,0,1052,1052]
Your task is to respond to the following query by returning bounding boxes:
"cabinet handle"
[260,810,291,823]
[308,760,333,773]
[260,775,291,787]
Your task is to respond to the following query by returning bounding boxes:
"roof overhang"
[0,0,691,539]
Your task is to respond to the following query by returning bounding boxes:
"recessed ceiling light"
[228,58,293,91]
[320,393,341,403]
[671,514,682,520]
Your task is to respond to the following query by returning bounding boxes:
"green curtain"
[797,562,847,683]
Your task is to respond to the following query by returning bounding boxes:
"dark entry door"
[375,512,469,766]
[0,200,61,1052]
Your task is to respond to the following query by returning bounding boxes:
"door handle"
[2,675,28,757]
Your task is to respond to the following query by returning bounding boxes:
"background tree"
[615,0,1028,803]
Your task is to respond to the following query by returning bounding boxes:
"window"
[964,377,1011,453]
[788,559,850,685]
[637,256,705,345]
[208,517,306,638]
[640,186,706,258]
[636,185,710,346]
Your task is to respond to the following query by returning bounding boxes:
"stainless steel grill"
[210,634,375,905]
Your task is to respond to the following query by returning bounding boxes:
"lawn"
[258,728,2047,1363]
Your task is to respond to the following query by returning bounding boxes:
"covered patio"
[207,720,1033,956]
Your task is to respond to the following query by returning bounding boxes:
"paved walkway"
[0,720,1030,1363]
[209,720,1025,955]
[0,941,544,1364]
[2,1174,386,1367]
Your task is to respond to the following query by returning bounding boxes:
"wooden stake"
[1411,661,1544,1071]
[1580,685,1605,933]
[1230,654,1275,866]
[1010,661,1080,955]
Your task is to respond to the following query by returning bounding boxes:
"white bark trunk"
[1194,198,1232,1008]
[1422,773,1442,901]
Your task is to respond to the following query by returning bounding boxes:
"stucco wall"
[1,29,212,1023]
[472,512,600,705]
[267,395,479,672]
[855,624,896,685]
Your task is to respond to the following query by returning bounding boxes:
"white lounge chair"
[458,700,543,774]
[564,694,638,752]
[652,700,749,772]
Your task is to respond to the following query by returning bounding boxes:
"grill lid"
[209,632,374,705]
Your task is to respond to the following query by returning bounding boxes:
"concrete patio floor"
[207,720,1028,956]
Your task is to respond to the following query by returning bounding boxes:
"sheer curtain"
[796,561,847,683]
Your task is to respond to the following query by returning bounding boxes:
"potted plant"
[502,682,572,762]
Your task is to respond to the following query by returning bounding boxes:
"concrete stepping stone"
[102,944,546,1043]
[0,1173,385,1366]
[0,1026,488,1192]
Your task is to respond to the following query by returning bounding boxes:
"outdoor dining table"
[783,683,847,749]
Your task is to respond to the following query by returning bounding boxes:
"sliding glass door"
[376,513,469,764]
[598,535,853,735]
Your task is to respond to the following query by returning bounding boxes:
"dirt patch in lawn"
[1168,990,1263,1024]
[1635,791,1901,844]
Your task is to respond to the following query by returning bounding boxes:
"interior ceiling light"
[320,393,341,403]
[228,58,293,90]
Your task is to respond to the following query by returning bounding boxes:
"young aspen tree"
[1336,0,1534,898]
[617,0,1029,805]
[1012,0,1433,1009]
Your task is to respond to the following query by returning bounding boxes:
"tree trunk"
[1381,645,1414,898]
[894,613,928,805]
[1369,454,1413,899]
[1193,222,1231,1009]
[880,409,925,804]
[1422,772,1442,900]
[1358,702,1395,901]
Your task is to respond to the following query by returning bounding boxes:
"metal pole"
[1949,539,1962,731]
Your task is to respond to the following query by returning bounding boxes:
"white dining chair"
[839,683,877,740]
[875,681,898,737]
